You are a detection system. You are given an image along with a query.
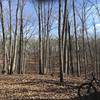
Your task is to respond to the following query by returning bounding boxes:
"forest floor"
[0,74,85,100]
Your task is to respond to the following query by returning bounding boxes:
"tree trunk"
[0,0,6,74]
[10,0,19,74]
[38,1,42,74]
[18,0,24,74]
[68,21,74,75]
[8,0,12,74]
[72,0,80,76]
[58,0,63,82]
[93,17,98,78]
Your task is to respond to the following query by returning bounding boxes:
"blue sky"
[0,0,100,39]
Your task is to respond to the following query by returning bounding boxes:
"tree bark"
[72,0,80,76]
[58,0,63,82]
[0,0,6,74]
[38,0,42,74]
[18,0,24,74]
[11,0,19,74]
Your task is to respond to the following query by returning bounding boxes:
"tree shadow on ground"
[14,79,100,100]
[72,92,100,100]
[17,79,79,88]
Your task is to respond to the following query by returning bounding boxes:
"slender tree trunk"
[93,18,98,78]
[45,1,50,74]
[72,0,80,76]
[68,21,74,75]
[67,45,70,75]
[8,0,12,74]
[0,0,6,74]
[43,2,47,74]
[10,0,19,74]
[18,0,24,74]
[62,0,68,73]
[38,1,42,74]
[40,2,44,74]
[58,0,63,82]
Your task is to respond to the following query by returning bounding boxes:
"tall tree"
[62,0,68,73]
[18,0,24,74]
[38,0,42,74]
[0,0,6,74]
[68,21,73,75]
[45,0,53,74]
[8,0,12,74]
[45,1,50,73]
[58,0,63,82]
[10,0,19,74]
[93,17,98,78]
[72,0,80,76]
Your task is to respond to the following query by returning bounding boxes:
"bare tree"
[18,0,25,74]
[0,0,6,74]
[58,0,63,82]
[62,0,68,73]
[72,0,80,76]
[93,17,98,78]
[10,0,20,74]
[68,21,74,75]
[38,0,42,74]
[8,0,12,74]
